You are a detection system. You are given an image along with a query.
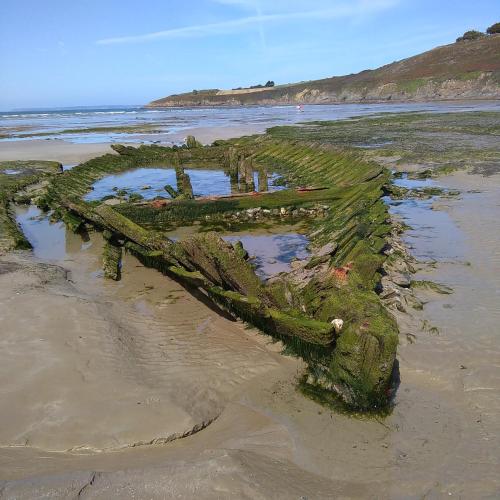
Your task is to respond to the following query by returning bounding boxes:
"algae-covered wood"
[44,136,398,410]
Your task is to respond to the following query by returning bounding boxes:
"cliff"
[148,35,500,107]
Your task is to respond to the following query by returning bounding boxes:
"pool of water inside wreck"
[225,232,310,278]
[15,205,311,279]
[167,223,311,279]
[84,167,284,201]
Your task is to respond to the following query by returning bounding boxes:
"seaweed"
[44,138,399,411]
[0,160,62,252]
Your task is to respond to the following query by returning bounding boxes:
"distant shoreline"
[148,36,500,108]
[146,96,500,109]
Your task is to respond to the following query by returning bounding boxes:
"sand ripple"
[0,251,282,452]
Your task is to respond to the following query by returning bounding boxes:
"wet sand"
[1,131,500,497]
[0,125,264,164]
[0,140,114,164]
[0,172,498,498]
[0,226,291,451]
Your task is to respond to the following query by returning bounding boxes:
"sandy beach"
[2,0,499,493]
[0,125,266,165]
[0,140,114,165]
[0,117,499,498]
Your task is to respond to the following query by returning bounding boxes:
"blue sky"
[0,0,497,109]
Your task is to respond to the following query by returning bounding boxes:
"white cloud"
[211,0,356,13]
[211,0,258,7]
[96,0,399,45]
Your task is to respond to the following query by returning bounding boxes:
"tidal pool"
[393,173,439,190]
[85,167,283,201]
[386,174,465,262]
[15,205,68,261]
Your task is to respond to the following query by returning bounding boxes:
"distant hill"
[147,35,500,107]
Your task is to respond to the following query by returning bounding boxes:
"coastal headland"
[148,35,500,107]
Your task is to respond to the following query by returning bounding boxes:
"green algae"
[43,136,399,411]
[1,124,165,140]
[186,135,203,148]
[0,160,62,252]
[267,111,500,177]
[411,280,453,294]
[102,240,122,281]
[116,187,338,230]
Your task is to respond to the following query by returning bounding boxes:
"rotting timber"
[41,135,399,411]
[0,160,62,252]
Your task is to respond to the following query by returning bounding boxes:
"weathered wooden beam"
[102,240,122,281]
[64,203,335,346]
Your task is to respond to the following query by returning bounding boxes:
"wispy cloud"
[254,1,266,51]
[96,0,399,45]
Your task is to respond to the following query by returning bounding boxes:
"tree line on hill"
[456,21,499,42]
[232,81,275,90]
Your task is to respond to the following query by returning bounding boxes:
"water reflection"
[15,205,310,280]
[15,205,67,261]
[385,175,465,262]
[85,167,283,201]
[224,233,310,278]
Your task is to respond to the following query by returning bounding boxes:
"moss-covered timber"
[0,160,62,253]
[116,187,339,230]
[44,138,398,410]
[102,240,122,280]
[84,203,336,345]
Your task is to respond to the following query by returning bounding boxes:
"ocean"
[1,101,499,145]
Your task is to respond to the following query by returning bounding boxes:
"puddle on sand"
[386,175,465,262]
[85,167,283,201]
[393,174,439,190]
[15,205,68,261]
[15,205,100,265]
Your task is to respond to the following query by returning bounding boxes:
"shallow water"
[386,175,465,262]
[381,172,500,496]
[85,167,282,201]
[224,233,310,278]
[16,205,309,280]
[15,205,68,261]
[388,197,466,262]
[393,174,439,190]
[2,101,499,144]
